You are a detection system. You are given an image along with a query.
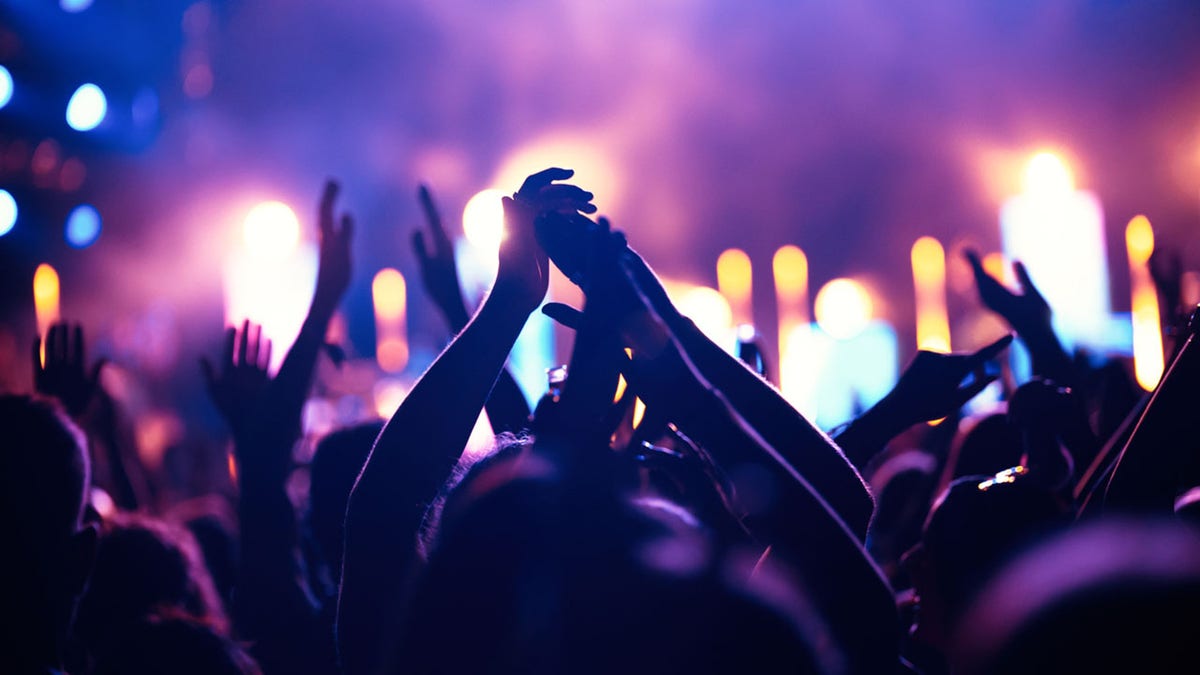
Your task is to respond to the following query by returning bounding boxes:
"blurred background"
[2,0,1200,484]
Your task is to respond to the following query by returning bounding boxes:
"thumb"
[542,302,583,330]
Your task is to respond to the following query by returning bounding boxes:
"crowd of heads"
[5,167,1200,674]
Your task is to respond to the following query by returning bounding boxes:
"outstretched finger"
[221,326,236,371]
[417,185,447,239]
[957,373,999,406]
[237,320,251,368]
[320,179,340,236]
[1013,261,1043,300]
[259,338,272,372]
[339,213,355,243]
[518,167,574,196]
[969,333,1015,365]
[542,302,583,330]
[72,324,85,369]
[412,230,429,263]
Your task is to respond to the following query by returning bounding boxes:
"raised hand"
[882,334,1014,425]
[313,180,354,312]
[412,185,470,331]
[965,250,1051,336]
[492,195,550,314]
[200,320,272,441]
[33,322,106,418]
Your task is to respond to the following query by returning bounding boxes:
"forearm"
[669,318,874,536]
[339,293,531,675]
[832,402,910,471]
[485,368,532,434]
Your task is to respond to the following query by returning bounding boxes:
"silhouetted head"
[948,412,1023,479]
[92,613,261,675]
[75,511,228,661]
[395,439,835,674]
[171,495,239,614]
[308,421,382,575]
[867,451,938,584]
[905,468,1065,651]
[953,518,1200,674]
[0,393,96,671]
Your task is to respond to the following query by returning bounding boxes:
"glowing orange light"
[33,263,60,365]
[1022,151,1074,196]
[227,449,238,484]
[774,245,812,414]
[1126,215,1163,391]
[632,398,646,429]
[372,268,408,373]
[982,252,1008,283]
[372,268,406,321]
[911,237,951,353]
[717,248,753,326]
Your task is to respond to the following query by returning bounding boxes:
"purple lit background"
[2,0,1200,427]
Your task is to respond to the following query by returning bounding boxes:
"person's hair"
[75,511,229,656]
[0,394,91,546]
[953,518,1200,674]
[921,470,1066,621]
[91,612,261,675]
[307,421,383,575]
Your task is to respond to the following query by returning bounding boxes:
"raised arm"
[337,169,592,675]
[412,184,531,433]
[833,335,1013,469]
[966,250,1076,388]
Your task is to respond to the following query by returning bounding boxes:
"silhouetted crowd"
[6,169,1200,674]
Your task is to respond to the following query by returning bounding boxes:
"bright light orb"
[65,204,101,248]
[462,189,507,253]
[60,0,94,12]
[1022,151,1073,196]
[814,278,873,341]
[0,189,16,237]
[66,83,107,132]
[0,66,12,109]
[243,201,300,258]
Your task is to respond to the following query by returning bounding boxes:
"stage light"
[60,0,94,13]
[717,248,753,325]
[1125,215,1164,391]
[243,200,300,258]
[911,236,951,353]
[462,188,507,254]
[677,286,733,344]
[372,268,408,373]
[0,66,12,109]
[66,83,107,131]
[1022,151,1073,195]
[0,189,16,237]
[373,378,408,419]
[814,278,873,341]
[65,204,101,248]
[34,264,61,365]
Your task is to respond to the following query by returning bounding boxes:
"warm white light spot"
[66,83,107,132]
[677,286,733,344]
[1022,151,1073,196]
[373,378,408,419]
[243,201,301,259]
[462,189,507,253]
[814,278,873,341]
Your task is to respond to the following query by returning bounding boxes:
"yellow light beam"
[717,248,753,327]
[1126,215,1164,391]
[911,236,951,353]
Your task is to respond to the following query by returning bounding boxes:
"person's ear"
[65,522,98,598]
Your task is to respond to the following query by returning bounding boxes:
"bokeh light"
[66,83,107,132]
[717,248,753,325]
[462,188,507,254]
[243,200,300,258]
[60,0,94,13]
[814,278,873,341]
[372,268,408,373]
[911,236,951,353]
[373,377,408,419]
[0,189,16,237]
[677,286,733,345]
[0,65,12,109]
[1126,215,1163,391]
[65,204,102,248]
[1022,151,1074,195]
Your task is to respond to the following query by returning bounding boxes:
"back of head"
[308,421,382,573]
[920,471,1066,621]
[949,413,1022,479]
[0,394,94,668]
[92,614,261,675]
[396,443,833,674]
[953,518,1200,674]
[75,511,228,657]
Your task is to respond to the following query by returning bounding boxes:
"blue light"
[0,66,12,109]
[60,0,94,13]
[66,84,107,131]
[65,204,101,248]
[0,190,15,237]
